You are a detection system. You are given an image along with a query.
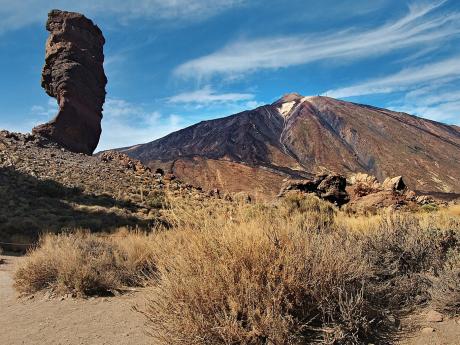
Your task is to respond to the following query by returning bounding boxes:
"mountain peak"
[273,93,322,117]
[115,96,460,197]
[274,92,304,104]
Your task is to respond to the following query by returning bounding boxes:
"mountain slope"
[118,94,460,197]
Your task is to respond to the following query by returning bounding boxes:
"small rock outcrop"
[317,175,349,206]
[279,174,349,206]
[32,9,107,155]
[382,176,406,193]
[100,151,150,174]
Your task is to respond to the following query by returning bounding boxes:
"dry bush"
[14,230,157,296]
[141,195,460,345]
[144,219,381,344]
[430,252,460,316]
[358,213,459,313]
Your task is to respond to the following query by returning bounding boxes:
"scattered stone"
[421,327,436,334]
[32,9,107,155]
[416,195,435,205]
[100,151,150,174]
[426,310,444,323]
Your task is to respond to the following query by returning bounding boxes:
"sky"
[0,0,459,151]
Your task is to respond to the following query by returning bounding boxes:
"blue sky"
[0,0,459,151]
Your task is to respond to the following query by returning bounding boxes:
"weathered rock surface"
[426,310,444,323]
[32,9,107,155]
[382,176,406,193]
[279,174,349,206]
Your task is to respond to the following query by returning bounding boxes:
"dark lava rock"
[316,174,349,206]
[32,9,107,155]
[279,174,350,206]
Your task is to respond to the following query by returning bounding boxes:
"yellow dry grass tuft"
[14,229,157,296]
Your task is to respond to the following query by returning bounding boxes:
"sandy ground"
[1,254,459,345]
[398,317,460,345]
[0,255,152,345]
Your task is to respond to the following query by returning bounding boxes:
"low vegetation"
[15,230,157,296]
[14,193,460,344]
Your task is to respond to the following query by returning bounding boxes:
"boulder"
[426,310,444,323]
[416,195,435,205]
[278,179,318,196]
[382,176,406,193]
[32,10,107,155]
[279,174,349,206]
[421,327,436,334]
[316,174,349,206]
[349,173,379,186]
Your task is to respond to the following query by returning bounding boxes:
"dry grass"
[444,204,460,217]
[141,195,460,344]
[14,229,157,296]
[14,194,460,343]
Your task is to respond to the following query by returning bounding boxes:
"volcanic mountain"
[117,94,460,199]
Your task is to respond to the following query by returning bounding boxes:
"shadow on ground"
[0,166,156,252]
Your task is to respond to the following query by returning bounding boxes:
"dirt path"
[398,316,460,345]
[0,255,152,345]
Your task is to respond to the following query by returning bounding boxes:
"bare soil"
[398,316,460,345]
[0,255,151,345]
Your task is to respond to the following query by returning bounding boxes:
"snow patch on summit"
[278,101,296,116]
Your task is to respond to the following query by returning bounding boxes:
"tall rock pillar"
[33,9,107,155]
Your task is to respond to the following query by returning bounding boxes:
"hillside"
[118,94,460,198]
[0,130,196,249]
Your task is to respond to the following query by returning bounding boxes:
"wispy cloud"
[325,56,460,125]
[394,83,460,125]
[326,56,460,98]
[396,100,460,125]
[174,1,459,78]
[168,86,254,105]
[0,0,247,34]
[30,98,58,118]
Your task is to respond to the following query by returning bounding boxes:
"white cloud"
[396,101,460,125]
[97,98,185,151]
[326,57,460,98]
[174,1,459,78]
[394,83,460,125]
[0,0,247,34]
[30,98,58,118]
[168,86,254,105]
[25,96,185,151]
[324,56,460,125]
